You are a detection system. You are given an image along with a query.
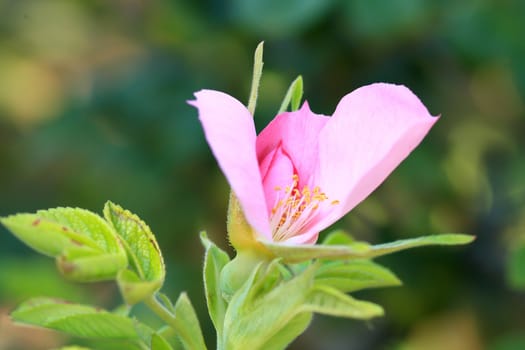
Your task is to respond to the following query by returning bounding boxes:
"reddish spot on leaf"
[149,238,160,253]
[62,226,69,232]
[32,219,41,226]
[58,256,77,275]
[70,239,83,246]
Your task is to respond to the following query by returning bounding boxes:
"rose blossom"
[190,83,437,245]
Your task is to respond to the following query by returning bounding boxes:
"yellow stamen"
[270,174,339,242]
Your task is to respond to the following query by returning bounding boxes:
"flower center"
[270,174,339,242]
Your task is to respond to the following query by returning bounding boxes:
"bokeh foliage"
[0,0,524,349]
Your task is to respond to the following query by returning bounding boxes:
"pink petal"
[189,90,271,239]
[280,230,320,245]
[259,143,295,214]
[313,83,438,232]
[256,102,329,190]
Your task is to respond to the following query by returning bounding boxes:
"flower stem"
[247,41,264,116]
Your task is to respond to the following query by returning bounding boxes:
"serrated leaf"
[259,239,371,263]
[57,251,129,282]
[200,232,230,335]
[368,233,475,258]
[1,208,128,281]
[172,293,207,350]
[302,285,384,319]
[11,297,141,339]
[315,260,401,293]
[1,214,92,257]
[104,201,165,304]
[50,314,139,339]
[277,75,303,113]
[38,208,124,254]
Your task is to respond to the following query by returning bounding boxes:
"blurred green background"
[1,0,525,349]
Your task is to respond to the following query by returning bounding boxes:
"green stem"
[144,294,208,350]
[137,340,150,350]
[144,294,186,349]
[247,41,264,116]
[145,294,177,329]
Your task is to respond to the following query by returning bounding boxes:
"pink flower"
[190,83,437,245]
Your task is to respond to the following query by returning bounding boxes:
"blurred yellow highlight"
[0,55,64,126]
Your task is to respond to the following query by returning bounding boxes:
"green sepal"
[1,208,127,281]
[247,41,264,115]
[259,239,371,263]
[258,233,474,263]
[11,297,142,339]
[171,293,207,350]
[315,259,401,293]
[368,233,475,258]
[104,201,165,304]
[302,285,384,319]
[278,75,304,113]
[200,232,230,335]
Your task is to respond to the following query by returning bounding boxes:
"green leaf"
[151,333,174,350]
[277,75,303,113]
[1,213,90,257]
[172,293,207,350]
[116,269,164,306]
[223,264,315,349]
[1,208,127,281]
[104,201,165,304]
[57,251,129,282]
[315,260,401,292]
[11,297,141,339]
[156,326,184,350]
[368,233,475,258]
[259,239,371,263]
[252,259,286,297]
[55,347,92,350]
[258,312,312,350]
[302,285,384,319]
[321,230,355,245]
[158,292,177,314]
[200,232,230,335]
